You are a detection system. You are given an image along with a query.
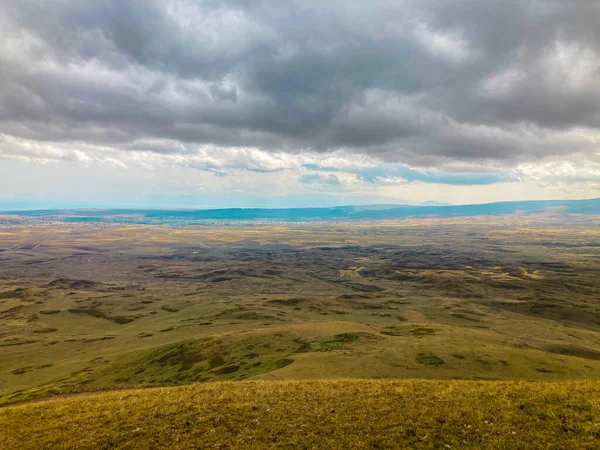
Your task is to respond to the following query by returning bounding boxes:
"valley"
[2,214,600,406]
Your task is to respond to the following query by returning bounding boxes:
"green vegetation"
[416,353,445,366]
[1,216,600,428]
[2,379,600,449]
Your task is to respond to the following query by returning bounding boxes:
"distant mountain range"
[2,198,599,223]
[419,200,451,206]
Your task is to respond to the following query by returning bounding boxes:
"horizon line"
[1,197,599,214]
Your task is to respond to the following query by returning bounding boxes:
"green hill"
[2,379,600,449]
[2,220,600,448]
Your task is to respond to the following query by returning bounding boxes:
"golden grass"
[2,379,600,449]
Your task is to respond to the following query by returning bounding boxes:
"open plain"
[1,213,600,408]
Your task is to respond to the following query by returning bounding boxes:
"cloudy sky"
[1,0,599,208]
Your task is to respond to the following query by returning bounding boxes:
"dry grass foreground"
[1,380,600,449]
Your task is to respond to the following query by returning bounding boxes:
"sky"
[1,0,600,209]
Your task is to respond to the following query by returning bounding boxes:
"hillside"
[2,379,600,449]
[2,218,600,406]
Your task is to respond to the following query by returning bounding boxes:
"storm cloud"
[1,0,600,176]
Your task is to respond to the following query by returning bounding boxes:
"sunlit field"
[2,379,600,449]
[2,214,600,408]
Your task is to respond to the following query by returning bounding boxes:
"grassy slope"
[2,379,600,449]
[2,222,600,447]
[2,220,600,406]
[5,318,600,406]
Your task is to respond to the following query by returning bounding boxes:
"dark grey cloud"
[1,0,600,169]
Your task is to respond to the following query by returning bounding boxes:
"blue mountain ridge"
[3,198,600,222]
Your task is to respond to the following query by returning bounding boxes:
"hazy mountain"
[420,201,451,206]
[3,198,599,223]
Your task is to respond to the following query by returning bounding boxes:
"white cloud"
[412,22,472,63]
[513,155,600,185]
